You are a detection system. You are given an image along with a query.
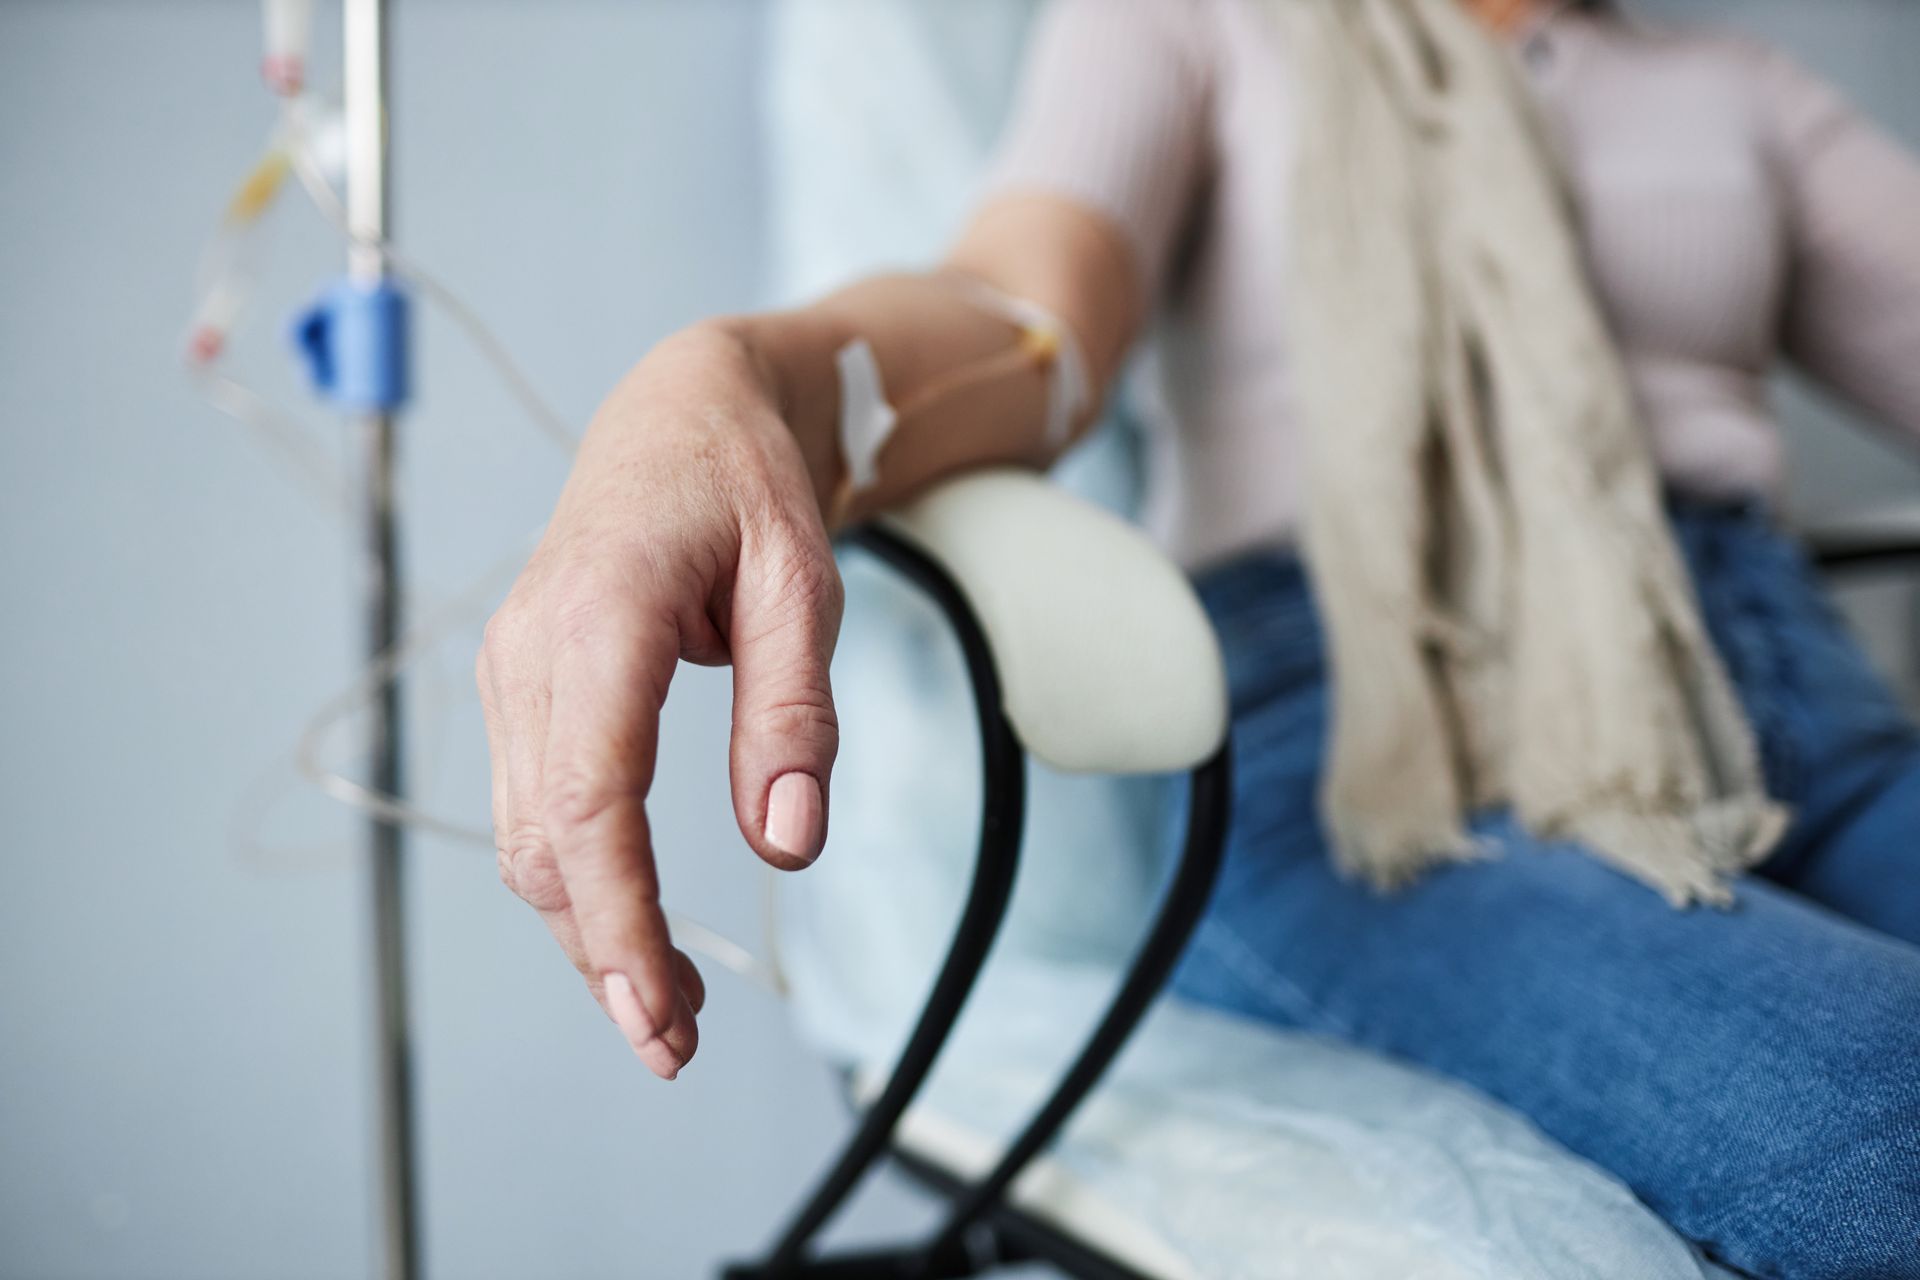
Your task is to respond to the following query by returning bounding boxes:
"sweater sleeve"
[1758,44,1920,441]
[982,0,1215,303]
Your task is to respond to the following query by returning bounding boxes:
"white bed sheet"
[860,963,1742,1280]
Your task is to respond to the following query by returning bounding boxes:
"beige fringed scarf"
[1261,0,1787,905]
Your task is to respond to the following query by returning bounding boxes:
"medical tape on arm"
[835,337,897,494]
[829,281,1092,511]
[948,278,1091,450]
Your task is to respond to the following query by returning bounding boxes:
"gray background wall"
[1,2,1915,1278]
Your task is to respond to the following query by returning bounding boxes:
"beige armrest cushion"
[882,469,1229,775]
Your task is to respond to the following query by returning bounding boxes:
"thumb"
[729,528,844,871]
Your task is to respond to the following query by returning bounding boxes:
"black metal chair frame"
[725,520,1920,1280]
[725,523,1230,1280]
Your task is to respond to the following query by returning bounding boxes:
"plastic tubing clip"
[292,278,411,412]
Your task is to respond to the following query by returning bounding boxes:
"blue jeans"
[1169,504,1920,1280]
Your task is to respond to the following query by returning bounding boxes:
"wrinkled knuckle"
[760,694,840,751]
[542,764,624,834]
[498,825,569,911]
[480,606,537,675]
[808,557,846,622]
[547,593,597,653]
[516,857,570,913]
[768,544,843,624]
[548,579,629,659]
[479,607,516,655]
[788,538,840,599]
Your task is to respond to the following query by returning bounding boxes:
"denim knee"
[1694,1004,1920,1279]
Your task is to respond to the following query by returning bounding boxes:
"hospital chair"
[726,4,1920,1276]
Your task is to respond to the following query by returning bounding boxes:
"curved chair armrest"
[730,469,1234,1280]
[880,468,1230,775]
[1803,499,1920,574]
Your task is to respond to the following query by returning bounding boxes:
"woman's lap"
[1168,507,1920,1278]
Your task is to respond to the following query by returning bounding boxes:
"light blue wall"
[0,3,933,1278]
[1,2,1915,1279]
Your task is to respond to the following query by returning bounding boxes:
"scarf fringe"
[1331,795,1789,907]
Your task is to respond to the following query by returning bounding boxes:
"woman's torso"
[1166,5,1792,565]
[990,1,1859,568]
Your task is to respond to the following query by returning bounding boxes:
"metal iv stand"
[342,1,420,1275]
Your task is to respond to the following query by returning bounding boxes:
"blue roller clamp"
[292,278,410,411]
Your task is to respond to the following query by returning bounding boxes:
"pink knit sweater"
[987,0,1920,567]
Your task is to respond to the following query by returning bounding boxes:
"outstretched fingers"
[537,598,697,1080]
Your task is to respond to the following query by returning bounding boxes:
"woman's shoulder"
[1575,8,1845,137]
[1585,10,1829,98]
[1034,0,1227,59]
[1020,0,1233,102]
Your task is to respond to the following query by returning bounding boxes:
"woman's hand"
[478,323,844,1080]
[477,197,1136,1081]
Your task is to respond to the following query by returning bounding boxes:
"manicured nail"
[604,971,679,1080]
[764,772,823,863]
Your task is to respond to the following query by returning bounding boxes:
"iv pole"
[342,0,421,1275]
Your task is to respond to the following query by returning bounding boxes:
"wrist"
[678,317,785,412]
[690,314,848,524]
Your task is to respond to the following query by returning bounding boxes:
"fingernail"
[604,971,679,1080]
[764,772,823,863]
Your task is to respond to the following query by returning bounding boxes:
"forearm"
[689,196,1145,530]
